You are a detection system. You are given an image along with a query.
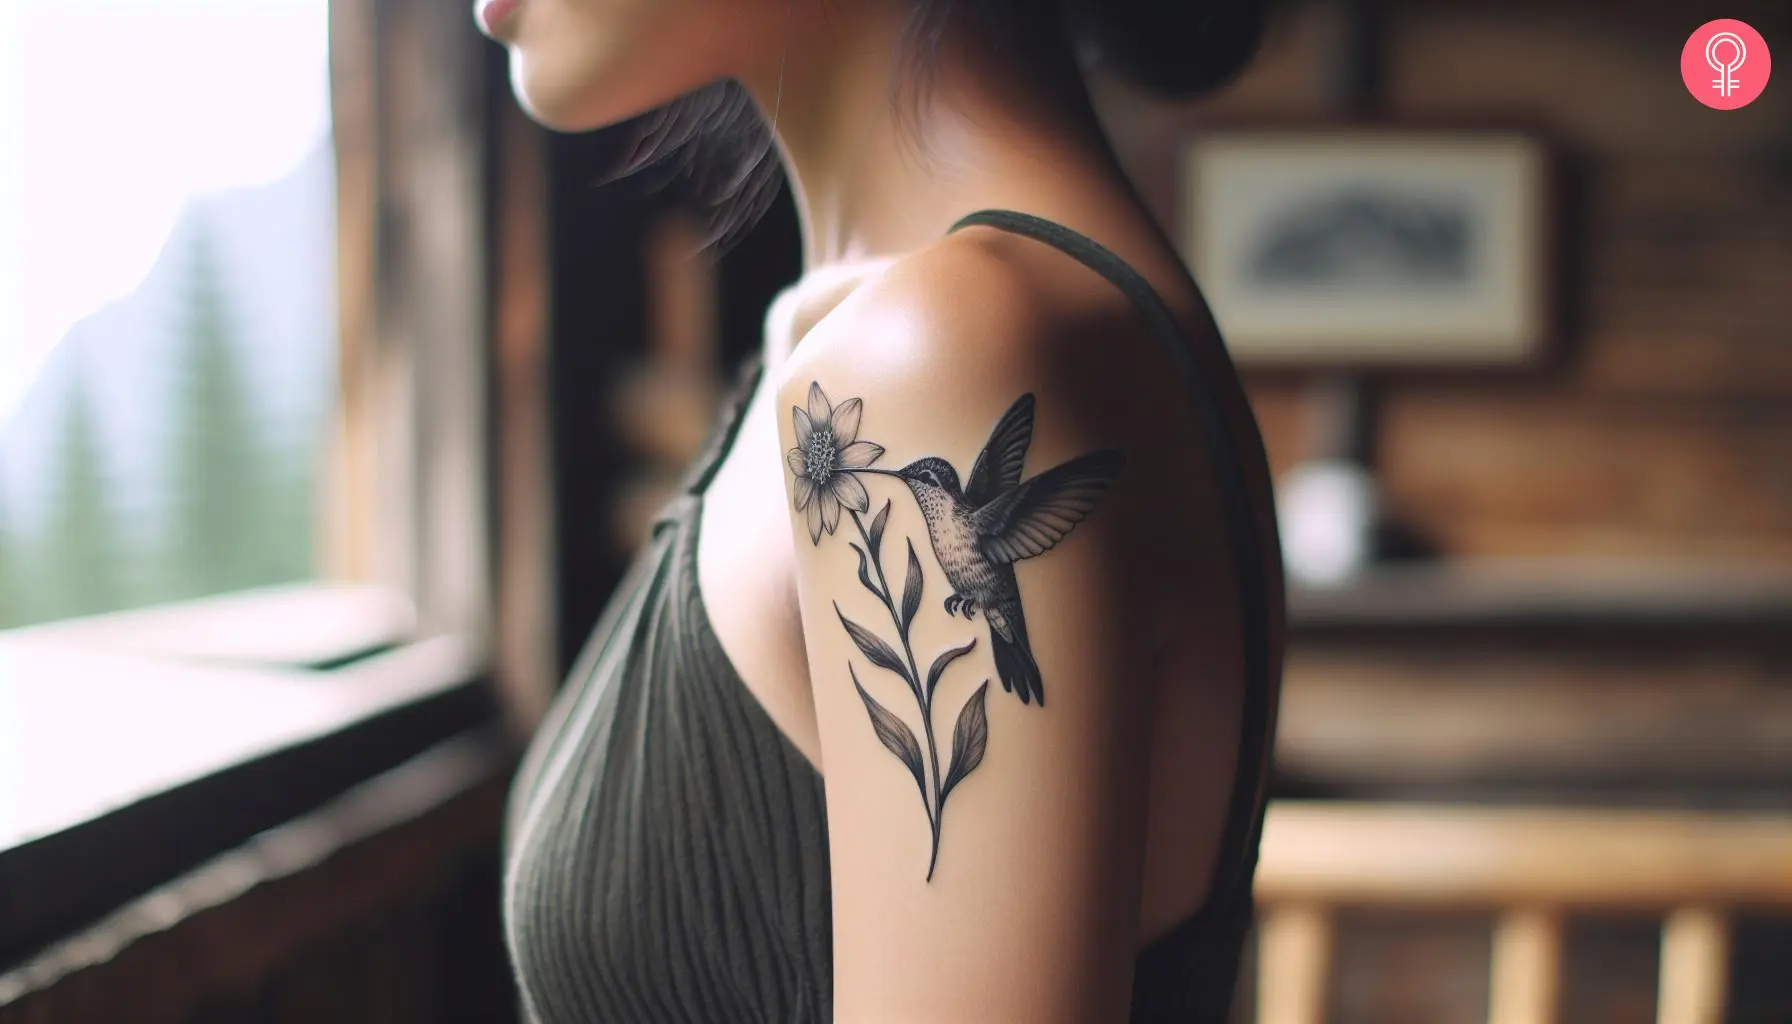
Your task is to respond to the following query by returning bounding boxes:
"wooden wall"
[1091,5,1792,1018]
[1096,0,1792,561]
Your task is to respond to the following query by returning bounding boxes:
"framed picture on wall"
[1177,127,1557,370]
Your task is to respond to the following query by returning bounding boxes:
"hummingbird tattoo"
[867,395,1125,707]
[786,382,1124,878]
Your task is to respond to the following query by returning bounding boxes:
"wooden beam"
[325,0,492,630]
[491,87,558,737]
[323,0,379,583]
[1487,908,1561,1024]
[1257,903,1332,1024]
[1276,662,1792,789]
[1657,906,1730,1024]
[1288,558,1792,631]
[385,0,491,637]
[1256,802,1792,910]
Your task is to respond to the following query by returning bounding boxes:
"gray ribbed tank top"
[502,209,1278,1023]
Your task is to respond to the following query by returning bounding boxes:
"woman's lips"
[476,0,522,37]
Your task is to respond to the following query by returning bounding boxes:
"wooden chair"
[1252,802,1792,1024]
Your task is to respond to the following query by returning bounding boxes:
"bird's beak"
[854,467,904,479]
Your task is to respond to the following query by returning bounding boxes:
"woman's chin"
[508,59,606,132]
[508,54,672,134]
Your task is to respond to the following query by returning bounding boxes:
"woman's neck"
[732,1,1120,274]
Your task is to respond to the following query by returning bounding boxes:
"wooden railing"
[1253,802,1792,1024]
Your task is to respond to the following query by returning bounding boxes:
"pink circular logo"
[1682,19,1771,109]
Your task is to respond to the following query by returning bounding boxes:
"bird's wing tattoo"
[963,394,1035,507]
[973,450,1126,564]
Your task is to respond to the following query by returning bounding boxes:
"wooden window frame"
[0,0,555,1002]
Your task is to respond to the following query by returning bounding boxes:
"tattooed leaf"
[900,540,924,632]
[834,602,911,682]
[924,639,977,702]
[940,681,990,804]
[850,664,927,796]
[868,500,891,560]
[848,543,881,601]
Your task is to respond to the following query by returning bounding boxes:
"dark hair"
[615,0,1269,251]
[903,0,1269,103]
[1061,0,1270,98]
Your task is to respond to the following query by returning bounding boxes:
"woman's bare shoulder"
[782,229,1142,407]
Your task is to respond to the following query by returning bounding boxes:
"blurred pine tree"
[40,375,126,621]
[163,224,279,600]
[253,432,318,584]
[0,493,22,628]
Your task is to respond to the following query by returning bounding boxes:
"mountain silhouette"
[0,138,336,541]
[1247,187,1474,290]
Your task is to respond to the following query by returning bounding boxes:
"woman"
[487,0,1285,1020]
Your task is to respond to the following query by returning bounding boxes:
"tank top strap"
[682,351,767,497]
[946,207,1275,903]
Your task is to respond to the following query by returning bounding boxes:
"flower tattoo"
[788,382,886,544]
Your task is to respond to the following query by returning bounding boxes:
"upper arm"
[773,254,1155,1022]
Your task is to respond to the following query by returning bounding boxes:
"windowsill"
[0,584,500,973]
[5,582,420,668]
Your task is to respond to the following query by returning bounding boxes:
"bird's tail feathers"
[991,630,1043,707]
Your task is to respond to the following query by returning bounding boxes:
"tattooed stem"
[849,506,947,878]
[793,383,1125,883]
[848,508,926,702]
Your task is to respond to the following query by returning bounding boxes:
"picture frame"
[1176,125,1558,372]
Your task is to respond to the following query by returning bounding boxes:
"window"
[0,0,508,997]
[0,0,336,628]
